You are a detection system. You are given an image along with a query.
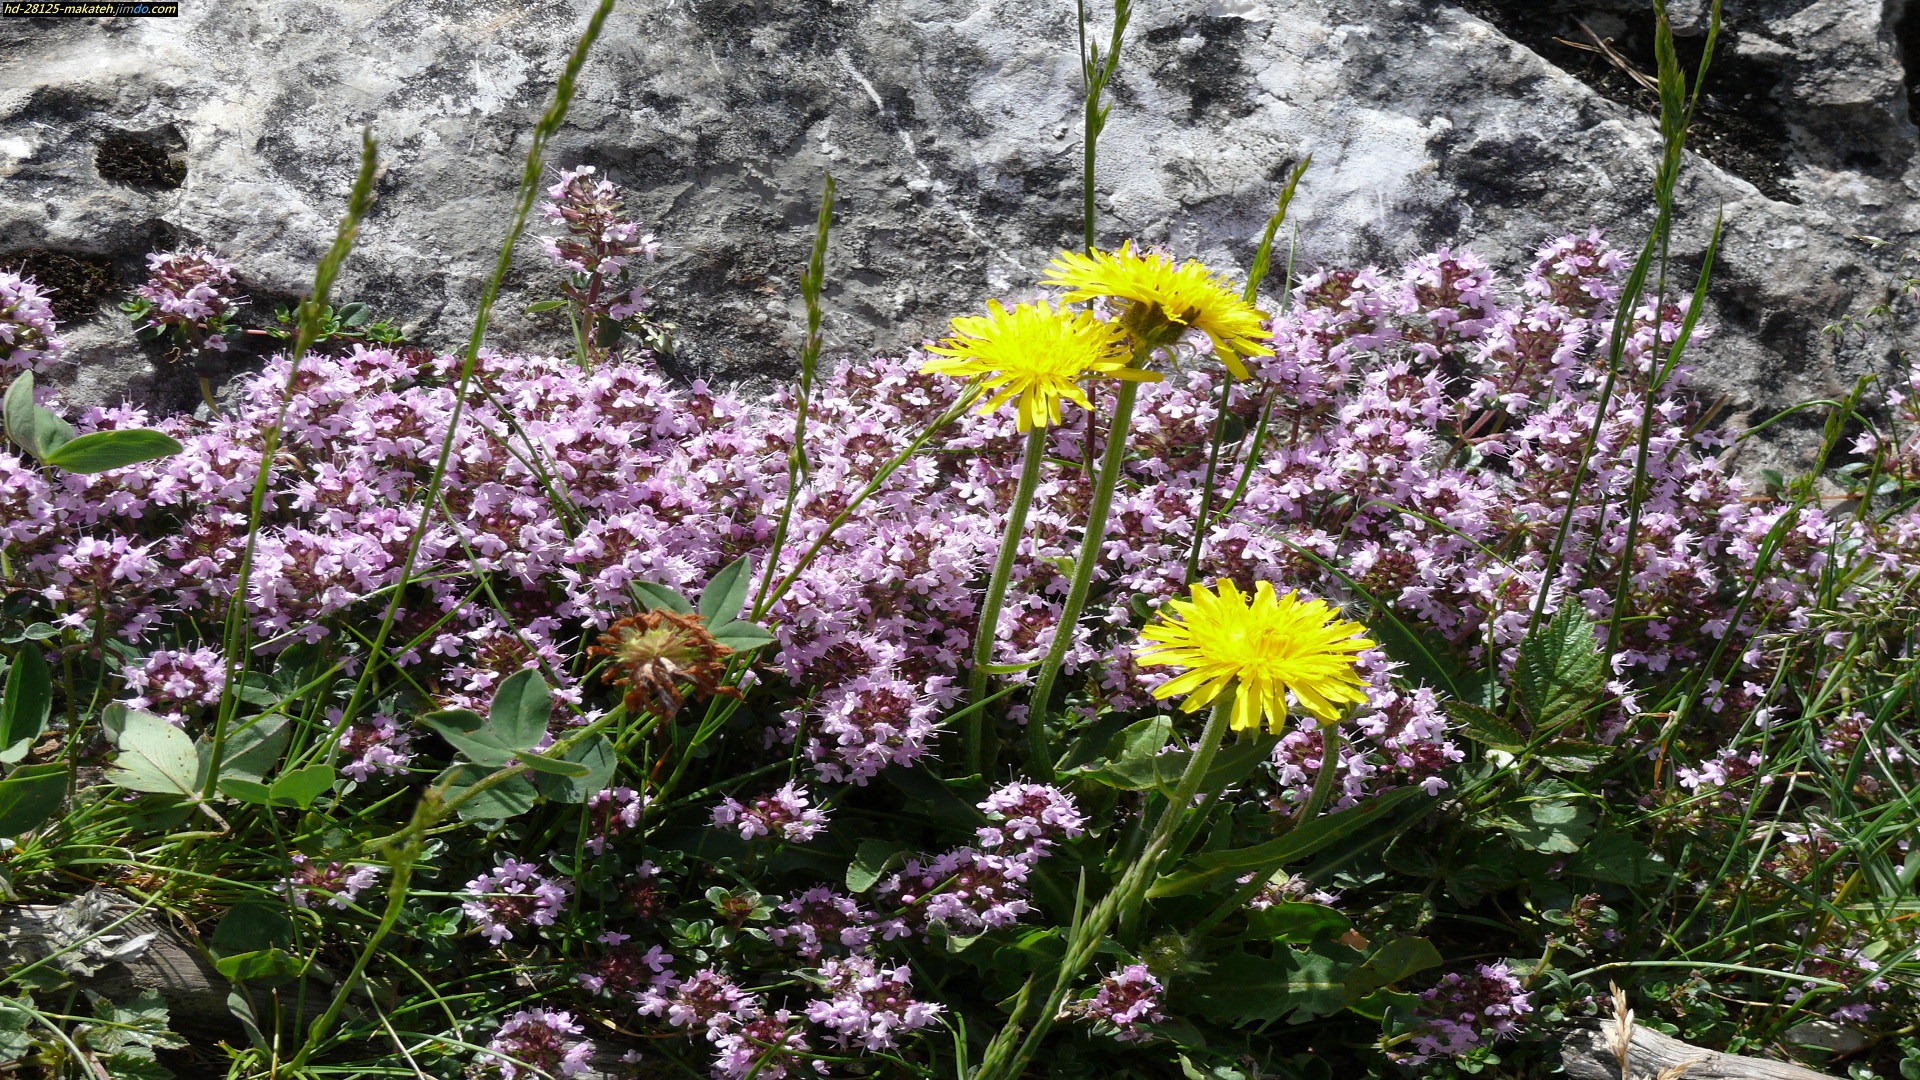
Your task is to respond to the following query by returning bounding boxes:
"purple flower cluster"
[805,955,943,1050]
[585,785,647,854]
[976,781,1088,855]
[711,782,829,843]
[1076,964,1166,1042]
[462,857,572,946]
[769,887,903,959]
[119,646,227,722]
[1409,962,1534,1061]
[472,1008,591,1079]
[538,165,661,345]
[278,854,382,910]
[0,271,62,377]
[132,249,244,352]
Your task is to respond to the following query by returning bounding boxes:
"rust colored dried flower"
[589,608,738,717]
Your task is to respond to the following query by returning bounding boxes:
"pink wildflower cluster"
[711,782,829,842]
[278,854,382,910]
[538,165,660,331]
[586,785,647,854]
[132,249,244,351]
[1408,962,1534,1061]
[1075,964,1166,1043]
[0,271,62,376]
[769,887,903,959]
[804,955,943,1050]
[119,646,227,721]
[472,1008,591,1079]
[462,857,572,946]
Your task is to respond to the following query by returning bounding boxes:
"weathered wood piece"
[1561,1020,1838,1080]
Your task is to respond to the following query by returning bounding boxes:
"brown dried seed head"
[589,608,738,718]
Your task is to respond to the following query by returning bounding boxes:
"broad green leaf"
[1184,942,1357,1025]
[0,642,50,763]
[106,712,203,798]
[268,764,336,808]
[1514,606,1605,732]
[213,948,304,983]
[0,995,32,1062]
[1244,901,1351,944]
[211,903,294,955]
[710,621,775,651]
[847,839,910,894]
[699,555,754,627]
[1446,701,1527,753]
[41,429,183,474]
[1572,831,1673,886]
[1536,740,1612,773]
[216,778,273,805]
[1150,786,1426,898]
[0,762,67,837]
[488,669,552,750]
[632,580,693,615]
[530,734,616,803]
[218,712,290,781]
[516,749,591,778]
[420,709,517,768]
[233,671,281,708]
[1070,714,1172,790]
[442,764,538,821]
[1497,800,1594,854]
[1343,936,1443,1001]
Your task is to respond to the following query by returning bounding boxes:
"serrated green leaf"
[106,712,202,798]
[1069,714,1173,790]
[699,555,754,626]
[530,734,616,803]
[1184,942,1357,1025]
[1343,936,1443,1001]
[0,641,50,764]
[631,581,693,615]
[1446,701,1527,753]
[0,762,67,837]
[42,429,182,474]
[1514,606,1605,732]
[268,764,336,808]
[1536,740,1612,773]
[0,995,32,1062]
[488,669,552,750]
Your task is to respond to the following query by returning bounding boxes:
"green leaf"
[442,764,538,821]
[216,778,273,805]
[847,839,909,894]
[1343,936,1443,1001]
[100,1053,174,1080]
[594,315,625,347]
[488,669,552,750]
[233,671,282,708]
[419,709,518,768]
[524,299,570,314]
[631,581,693,615]
[85,988,185,1055]
[0,641,51,763]
[710,621,775,650]
[40,429,182,474]
[211,902,294,955]
[1446,701,1527,753]
[1185,943,1357,1025]
[268,764,336,808]
[1536,740,1613,773]
[1,372,71,462]
[106,712,203,798]
[213,948,304,983]
[1150,786,1426,898]
[1514,606,1605,732]
[1497,800,1594,854]
[530,734,617,804]
[338,302,370,326]
[699,555,754,627]
[1573,831,1673,886]
[516,750,591,778]
[0,995,33,1062]
[0,762,67,838]
[226,992,270,1055]
[218,712,291,781]
[1244,902,1352,944]
[1070,714,1172,790]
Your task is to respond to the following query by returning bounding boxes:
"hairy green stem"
[966,425,1049,772]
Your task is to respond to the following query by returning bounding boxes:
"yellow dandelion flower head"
[1135,579,1374,732]
[919,298,1160,431]
[1041,241,1275,378]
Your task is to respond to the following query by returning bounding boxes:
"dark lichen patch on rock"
[1141,16,1258,123]
[0,249,116,324]
[95,128,186,190]
[1454,0,1798,204]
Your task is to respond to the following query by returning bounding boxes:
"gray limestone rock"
[1,0,1915,468]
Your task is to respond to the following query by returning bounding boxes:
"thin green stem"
[966,424,1049,774]
[1024,373,1143,776]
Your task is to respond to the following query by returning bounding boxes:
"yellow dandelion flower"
[1136,580,1373,732]
[921,298,1160,432]
[1041,241,1274,378]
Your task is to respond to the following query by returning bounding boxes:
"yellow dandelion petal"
[1041,241,1274,375]
[919,298,1137,431]
[1135,580,1374,733]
